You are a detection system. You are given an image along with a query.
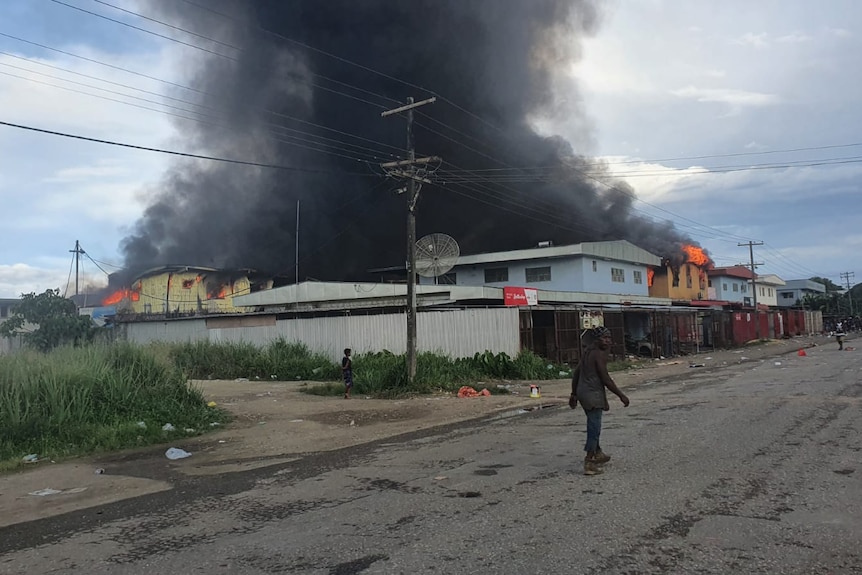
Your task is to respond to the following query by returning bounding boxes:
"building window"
[525,266,551,283]
[0,305,6,318]
[741,284,746,293]
[782,292,794,299]
[723,283,728,291]
[484,267,508,283]
[708,280,713,288]
[592,260,597,272]
[769,288,773,296]
[733,284,739,292]
[611,268,625,283]
[440,272,457,285]
[633,270,643,285]
[686,268,693,288]
[760,287,765,296]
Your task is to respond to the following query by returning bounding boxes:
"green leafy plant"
[0,289,96,352]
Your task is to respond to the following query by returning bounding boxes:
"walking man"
[342,348,354,399]
[569,327,630,476]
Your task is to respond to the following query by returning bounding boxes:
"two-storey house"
[707,266,755,305]
[776,279,826,307]
[419,240,661,297]
[754,274,785,308]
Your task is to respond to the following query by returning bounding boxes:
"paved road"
[2,343,861,574]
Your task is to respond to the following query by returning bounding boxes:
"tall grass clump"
[0,343,227,465]
[168,339,339,381]
[304,349,571,398]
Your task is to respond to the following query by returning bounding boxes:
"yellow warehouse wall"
[118,272,252,314]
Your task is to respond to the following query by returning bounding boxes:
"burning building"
[648,244,714,302]
[102,266,270,315]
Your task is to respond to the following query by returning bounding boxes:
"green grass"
[303,350,571,399]
[0,343,229,469]
[168,338,339,381]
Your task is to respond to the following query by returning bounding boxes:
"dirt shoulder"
[0,334,837,528]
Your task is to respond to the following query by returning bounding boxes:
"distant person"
[569,327,630,476]
[342,348,354,399]
[836,323,846,351]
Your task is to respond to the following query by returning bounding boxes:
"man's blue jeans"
[583,408,603,453]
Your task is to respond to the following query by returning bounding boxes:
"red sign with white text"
[504,286,538,307]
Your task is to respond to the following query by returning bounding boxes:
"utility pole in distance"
[840,271,855,315]
[381,96,437,383]
[739,241,765,339]
[69,240,85,296]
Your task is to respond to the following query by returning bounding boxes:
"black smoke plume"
[121,0,703,283]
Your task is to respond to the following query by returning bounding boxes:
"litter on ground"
[457,386,491,398]
[165,447,192,460]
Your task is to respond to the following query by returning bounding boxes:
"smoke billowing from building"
[121,0,704,281]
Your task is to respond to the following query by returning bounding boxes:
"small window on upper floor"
[525,266,552,283]
[733,284,739,292]
[440,272,457,285]
[0,305,7,318]
[592,260,597,272]
[484,267,508,283]
[611,268,625,283]
[633,270,643,285]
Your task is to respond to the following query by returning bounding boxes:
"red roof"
[708,265,754,280]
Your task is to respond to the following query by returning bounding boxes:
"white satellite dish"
[415,233,460,282]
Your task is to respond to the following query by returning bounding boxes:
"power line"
[44,1,844,254]
[47,0,236,59]
[0,46,404,161]
[0,120,382,176]
[0,31,202,93]
[599,142,862,166]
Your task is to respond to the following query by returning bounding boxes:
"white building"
[755,274,785,307]
[776,279,826,307]
[418,240,661,297]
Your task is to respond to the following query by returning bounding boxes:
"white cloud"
[671,85,779,107]
[826,27,851,38]
[42,160,129,183]
[733,32,769,48]
[0,41,182,299]
[0,263,71,298]
[776,33,811,43]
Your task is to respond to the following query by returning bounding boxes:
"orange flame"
[103,289,127,306]
[647,268,655,287]
[682,244,711,268]
[103,288,139,305]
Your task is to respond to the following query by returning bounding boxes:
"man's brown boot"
[593,449,611,464]
[584,454,604,476]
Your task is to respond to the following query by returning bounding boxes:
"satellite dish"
[415,233,460,281]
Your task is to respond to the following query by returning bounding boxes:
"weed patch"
[0,344,229,468]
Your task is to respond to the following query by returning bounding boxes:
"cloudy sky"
[1,0,860,298]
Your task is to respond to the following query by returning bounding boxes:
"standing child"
[342,348,353,399]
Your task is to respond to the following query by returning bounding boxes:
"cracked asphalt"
[2,341,861,574]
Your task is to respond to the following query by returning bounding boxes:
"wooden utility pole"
[381,96,437,382]
[69,240,85,296]
[840,271,855,315]
[739,241,764,339]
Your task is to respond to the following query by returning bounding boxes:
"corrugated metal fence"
[118,307,521,361]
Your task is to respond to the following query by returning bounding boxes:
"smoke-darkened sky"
[119,0,698,281]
